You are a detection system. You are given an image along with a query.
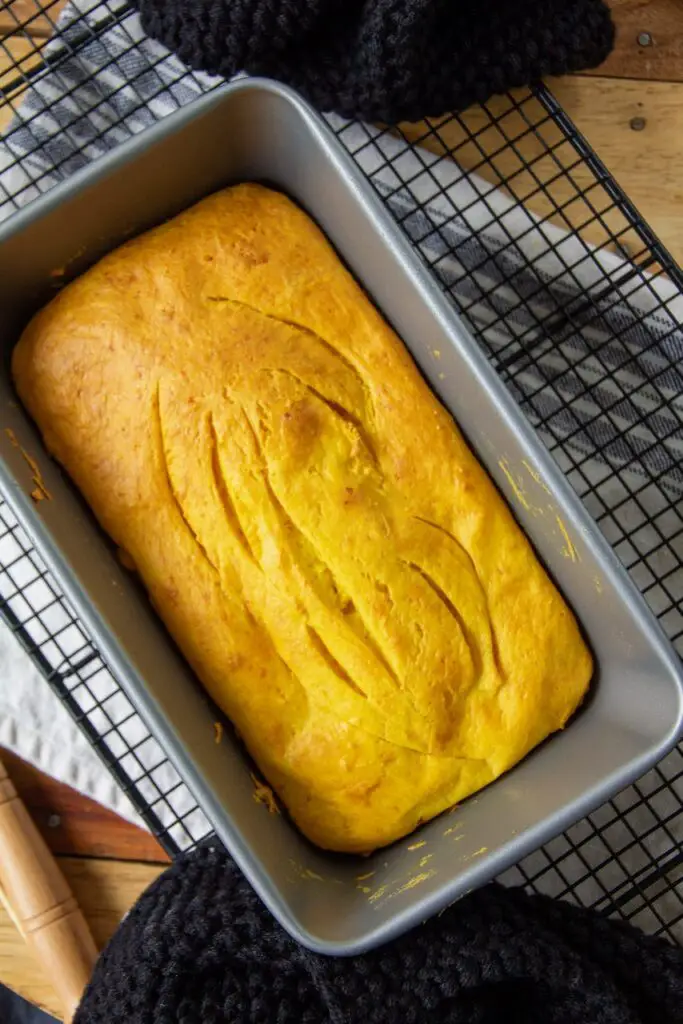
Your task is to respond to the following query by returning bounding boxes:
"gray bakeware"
[0,79,681,954]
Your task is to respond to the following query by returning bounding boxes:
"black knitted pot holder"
[75,844,683,1024]
[133,0,615,121]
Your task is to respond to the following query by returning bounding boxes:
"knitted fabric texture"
[133,0,615,121]
[75,845,683,1024]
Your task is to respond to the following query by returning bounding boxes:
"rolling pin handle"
[0,758,98,1023]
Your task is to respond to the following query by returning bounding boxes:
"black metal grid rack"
[1,0,682,944]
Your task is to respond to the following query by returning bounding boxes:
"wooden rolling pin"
[0,755,98,1023]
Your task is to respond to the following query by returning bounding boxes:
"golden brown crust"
[13,184,592,852]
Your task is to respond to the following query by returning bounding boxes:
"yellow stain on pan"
[302,868,325,881]
[356,870,376,893]
[498,459,532,510]
[407,840,427,851]
[369,869,438,905]
[288,860,328,883]
[500,456,580,563]
[555,515,579,563]
[522,459,551,495]
[396,870,436,895]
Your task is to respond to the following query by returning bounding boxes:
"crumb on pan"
[213,721,223,745]
[117,547,137,571]
[5,428,52,501]
[251,772,279,814]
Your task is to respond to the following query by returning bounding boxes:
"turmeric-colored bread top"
[13,184,592,853]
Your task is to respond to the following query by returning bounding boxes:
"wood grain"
[0,749,170,863]
[0,752,166,1017]
[0,858,164,1019]
[0,0,67,38]
[552,74,683,264]
[591,0,683,82]
[399,75,683,265]
[0,36,43,132]
[0,757,98,1023]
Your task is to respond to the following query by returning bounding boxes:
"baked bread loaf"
[13,184,592,853]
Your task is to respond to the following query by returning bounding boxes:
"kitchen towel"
[75,844,683,1024]
[0,0,681,891]
[134,0,615,122]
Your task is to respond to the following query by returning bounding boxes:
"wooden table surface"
[0,0,682,1017]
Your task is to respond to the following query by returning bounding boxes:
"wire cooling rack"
[1,1,683,944]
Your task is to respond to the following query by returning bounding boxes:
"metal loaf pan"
[0,79,682,954]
